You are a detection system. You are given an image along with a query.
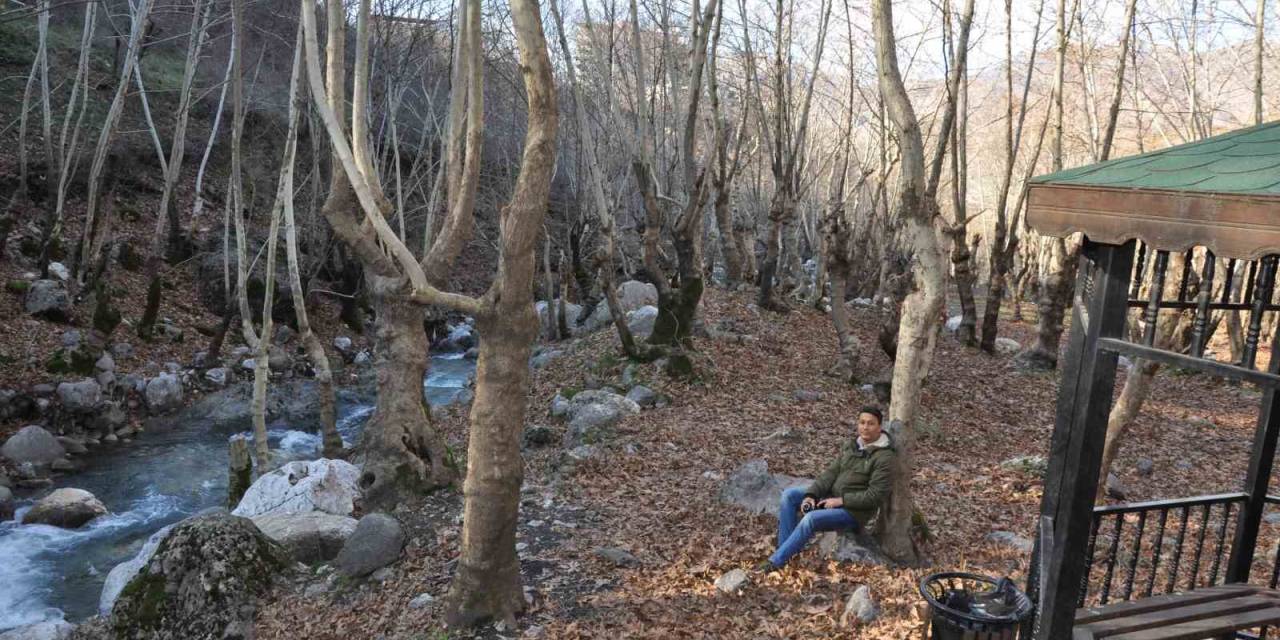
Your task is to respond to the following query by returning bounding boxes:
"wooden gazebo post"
[1033,239,1135,640]
[1226,292,1280,583]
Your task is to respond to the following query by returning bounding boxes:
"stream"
[0,353,476,632]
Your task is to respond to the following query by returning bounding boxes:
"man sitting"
[758,406,895,572]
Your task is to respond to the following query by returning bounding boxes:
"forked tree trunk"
[757,193,790,309]
[358,285,455,506]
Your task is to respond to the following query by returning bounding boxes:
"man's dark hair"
[858,406,883,424]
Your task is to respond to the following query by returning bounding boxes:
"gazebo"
[1023,122,1280,639]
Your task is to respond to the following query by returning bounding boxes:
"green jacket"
[806,433,896,526]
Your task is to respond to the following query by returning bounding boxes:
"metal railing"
[1080,493,1245,608]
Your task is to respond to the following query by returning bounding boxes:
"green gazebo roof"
[1026,122,1280,260]
[1031,122,1280,195]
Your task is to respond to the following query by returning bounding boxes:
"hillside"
[252,287,1268,638]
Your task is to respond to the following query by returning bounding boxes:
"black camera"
[801,501,816,514]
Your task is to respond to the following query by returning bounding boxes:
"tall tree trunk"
[872,0,950,565]
[713,191,743,284]
[444,0,556,621]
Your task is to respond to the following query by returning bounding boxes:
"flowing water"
[0,353,476,632]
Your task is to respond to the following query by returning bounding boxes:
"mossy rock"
[6,279,29,294]
[110,512,288,639]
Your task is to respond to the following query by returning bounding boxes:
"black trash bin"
[920,572,1032,640]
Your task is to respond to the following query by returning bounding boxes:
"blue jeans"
[769,487,859,567]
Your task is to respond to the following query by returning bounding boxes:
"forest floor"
[254,286,1273,639]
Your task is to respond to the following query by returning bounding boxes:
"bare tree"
[1024,0,1081,368]
[870,0,967,563]
[547,0,643,357]
[74,0,156,286]
[36,1,98,272]
[139,0,214,338]
[743,0,833,311]
[979,0,1049,353]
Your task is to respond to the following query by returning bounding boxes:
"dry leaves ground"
[255,286,1277,639]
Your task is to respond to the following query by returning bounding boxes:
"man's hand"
[817,497,844,509]
[801,496,816,512]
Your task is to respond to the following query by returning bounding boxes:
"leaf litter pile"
[256,288,1271,639]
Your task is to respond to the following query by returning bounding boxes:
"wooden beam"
[1036,239,1136,640]
[1226,317,1280,583]
[1096,338,1280,388]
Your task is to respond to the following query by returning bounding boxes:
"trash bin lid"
[919,572,1032,624]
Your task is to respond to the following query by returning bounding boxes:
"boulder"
[593,546,640,567]
[569,390,641,417]
[564,404,628,448]
[25,280,71,320]
[408,593,435,610]
[434,323,475,352]
[581,302,614,333]
[100,524,175,615]
[995,337,1021,355]
[625,385,659,409]
[840,585,879,626]
[714,568,748,594]
[332,336,354,355]
[626,305,659,338]
[549,393,571,418]
[273,324,296,345]
[986,530,1033,553]
[530,349,563,369]
[144,373,184,415]
[110,342,135,360]
[1106,472,1127,500]
[231,459,361,518]
[0,485,13,520]
[1000,455,1048,477]
[333,513,405,578]
[816,529,891,565]
[60,330,82,350]
[0,621,75,640]
[109,512,288,639]
[1136,457,1155,477]
[95,353,115,374]
[2,425,66,466]
[617,280,658,313]
[204,367,229,388]
[719,459,810,516]
[56,436,87,455]
[91,402,127,435]
[57,379,102,413]
[536,300,584,332]
[250,511,358,564]
[46,262,70,282]
[22,488,108,528]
